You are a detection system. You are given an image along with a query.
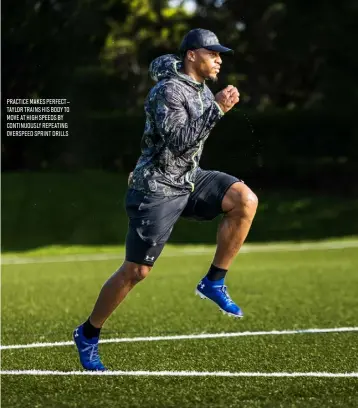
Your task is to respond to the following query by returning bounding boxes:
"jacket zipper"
[186,90,205,192]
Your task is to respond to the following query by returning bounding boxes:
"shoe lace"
[82,343,101,363]
[221,285,235,306]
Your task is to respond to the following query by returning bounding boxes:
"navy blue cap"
[179,28,233,55]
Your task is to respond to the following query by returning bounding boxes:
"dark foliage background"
[2,0,358,193]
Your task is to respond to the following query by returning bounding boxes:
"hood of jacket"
[149,54,204,90]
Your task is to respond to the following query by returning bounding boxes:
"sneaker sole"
[195,289,243,318]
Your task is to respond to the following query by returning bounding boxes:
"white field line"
[1,370,358,377]
[1,327,358,351]
[2,240,358,265]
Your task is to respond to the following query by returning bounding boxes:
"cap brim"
[204,44,234,54]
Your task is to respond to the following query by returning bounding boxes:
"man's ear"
[187,50,195,62]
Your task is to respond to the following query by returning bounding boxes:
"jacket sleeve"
[153,83,224,155]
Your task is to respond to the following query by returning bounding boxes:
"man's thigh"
[181,169,243,221]
[125,189,189,265]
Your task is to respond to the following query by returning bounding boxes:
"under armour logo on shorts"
[145,255,155,261]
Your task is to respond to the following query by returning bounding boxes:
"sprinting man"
[74,28,258,371]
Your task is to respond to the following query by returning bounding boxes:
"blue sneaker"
[195,277,243,318]
[73,324,107,371]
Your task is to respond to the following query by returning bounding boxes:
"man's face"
[188,48,222,82]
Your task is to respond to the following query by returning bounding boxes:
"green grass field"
[2,242,358,407]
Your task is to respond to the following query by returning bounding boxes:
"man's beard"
[206,74,218,83]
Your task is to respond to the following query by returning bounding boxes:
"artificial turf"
[2,244,358,407]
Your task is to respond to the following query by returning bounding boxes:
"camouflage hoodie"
[129,54,224,196]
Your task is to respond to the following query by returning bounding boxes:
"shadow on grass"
[2,172,358,253]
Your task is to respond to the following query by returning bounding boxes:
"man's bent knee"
[122,261,152,283]
[222,182,258,215]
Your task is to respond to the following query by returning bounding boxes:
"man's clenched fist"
[215,85,240,113]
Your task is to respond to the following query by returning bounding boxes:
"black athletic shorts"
[125,169,242,265]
